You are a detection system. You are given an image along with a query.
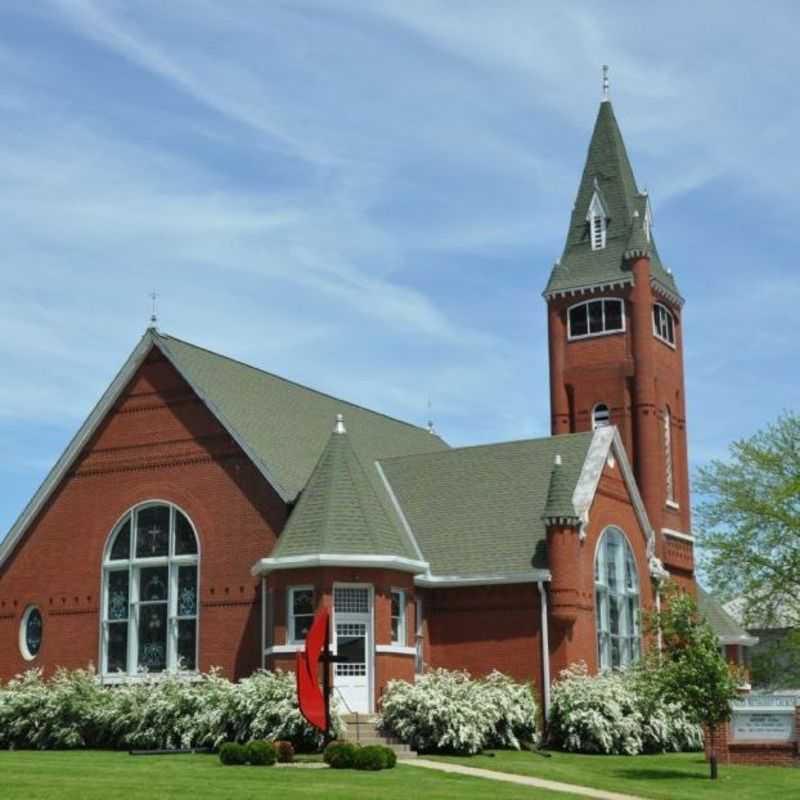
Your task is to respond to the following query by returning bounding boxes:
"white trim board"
[572,427,656,558]
[375,644,416,656]
[662,528,695,543]
[415,570,550,588]
[0,331,154,570]
[251,553,429,577]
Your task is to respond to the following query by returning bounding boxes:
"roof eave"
[543,276,634,302]
[250,553,430,577]
[0,330,157,570]
[414,569,551,588]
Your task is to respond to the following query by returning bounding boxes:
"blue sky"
[1,1,798,539]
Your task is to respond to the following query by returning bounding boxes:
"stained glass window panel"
[175,511,198,555]
[107,571,129,621]
[177,620,197,671]
[136,505,170,558]
[25,609,42,657]
[110,519,131,560]
[178,566,198,617]
[138,604,167,672]
[140,567,168,602]
[107,623,128,673]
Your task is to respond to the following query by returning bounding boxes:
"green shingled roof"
[272,425,418,561]
[379,432,594,577]
[545,101,681,301]
[156,333,448,505]
[697,587,752,641]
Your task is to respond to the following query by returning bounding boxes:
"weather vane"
[148,290,159,329]
[602,65,609,101]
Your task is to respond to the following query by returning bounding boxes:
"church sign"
[731,695,799,743]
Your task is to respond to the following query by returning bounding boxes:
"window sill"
[98,671,200,685]
[376,645,416,656]
[665,500,680,510]
[567,329,626,343]
[653,334,677,350]
[265,644,304,655]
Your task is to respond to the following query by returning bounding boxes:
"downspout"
[260,576,266,670]
[655,587,663,654]
[537,581,551,722]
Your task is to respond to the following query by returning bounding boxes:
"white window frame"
[592,403,611,430]
[100,501,200,678]
[652,303,676,348]
[390,589,406,646]
[19,605,42,661]
[594,526,641,671]
[287,585,315,645]
[567,298,626,341]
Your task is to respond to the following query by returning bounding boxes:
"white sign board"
[731,708,796,743]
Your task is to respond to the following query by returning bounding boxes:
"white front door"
[333,585,372,714]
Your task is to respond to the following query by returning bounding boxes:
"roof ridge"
[157,332,443,440]
[379,430,594,462]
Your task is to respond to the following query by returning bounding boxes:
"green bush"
[324,740,358,769]
[382,745,397,769]
[219,742,248,765]
[246,740,277,766]
[274,739,295,763]
[354,745,387,771]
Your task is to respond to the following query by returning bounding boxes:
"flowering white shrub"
[0,667,342,751]
[548,662,703,755]
[0,667,111,749]
[378,669,538,754]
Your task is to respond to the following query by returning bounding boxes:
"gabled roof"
[544,100,681,303]
[378,427,653,583]
[252,421,426,575]
[157,333,448,501]
[0,329,447,569]
[698,587,759,647]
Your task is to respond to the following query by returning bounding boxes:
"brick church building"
[0,94,751,717]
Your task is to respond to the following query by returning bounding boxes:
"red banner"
[295,606,329,732]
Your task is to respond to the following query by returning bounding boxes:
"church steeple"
[544,101,681,305]
[543,92,695,593]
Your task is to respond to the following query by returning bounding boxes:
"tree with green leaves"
[696,411,800,629]
[645,583,744,779]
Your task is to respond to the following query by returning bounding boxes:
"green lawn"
[0,751,584,800]
[430,749,798,800]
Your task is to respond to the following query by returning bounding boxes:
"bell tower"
[543,90,694,589]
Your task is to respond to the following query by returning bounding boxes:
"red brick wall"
[705,711,800,767]
[546,257,695,584]
[265,566,417,710]
[547,461,657,679]
[0,346,286,682]
[427,583,544,689]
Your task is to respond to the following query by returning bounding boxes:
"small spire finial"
[334,413,346,434]
[602,65,609,102]
[426,398,436,435]
[148,290,158,330]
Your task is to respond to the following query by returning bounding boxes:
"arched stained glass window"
[102,502,199,676]
[595,526,640,670]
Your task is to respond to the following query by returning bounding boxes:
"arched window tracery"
[102,502,199,676]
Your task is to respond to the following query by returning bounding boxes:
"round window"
[20,606,43,661]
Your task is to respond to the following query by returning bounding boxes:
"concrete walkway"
[405,758,646,800]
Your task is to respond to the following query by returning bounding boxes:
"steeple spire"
[543,96,681,303]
